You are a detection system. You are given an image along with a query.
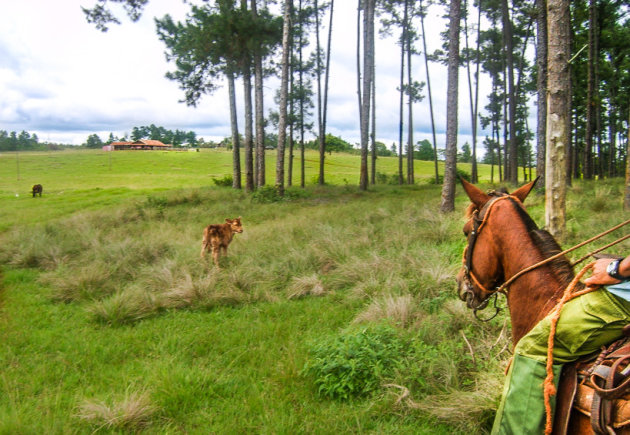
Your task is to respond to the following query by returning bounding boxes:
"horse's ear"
[459,177,490,208]
[511,176,539,203]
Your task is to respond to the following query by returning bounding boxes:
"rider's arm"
[584,256,630,286]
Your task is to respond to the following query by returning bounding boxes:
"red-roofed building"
[102,140,172,151]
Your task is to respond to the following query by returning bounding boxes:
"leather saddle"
[554,328,630,434]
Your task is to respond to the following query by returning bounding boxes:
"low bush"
[301,324,406,400]
[212,175,233,187]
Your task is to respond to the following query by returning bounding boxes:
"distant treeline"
[85,124,198,148]
[0,130,69,152]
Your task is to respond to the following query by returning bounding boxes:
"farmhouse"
[102,140,171,151]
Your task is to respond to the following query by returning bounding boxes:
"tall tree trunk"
[595,12,602,180]
[315,0,324,185]
[584,0,595,180]
[608,106,616,178]
[241,0,254,192]
[502,0,518,185]
[536,0,547,186]
[370,51,376,184]
[406,1,414,186]
[243,63,255,192]
[299,0,305,188]
[398,1,407,185]
[322,0,335,182]
[440,0,461,213]
[252,0,266,187]
[288,34,294,187]
[419,0,439,184]
[356,0,362,139]
[463,0,480,184]
[359,0,374,191]
[227,69,242,189]
[546,0,570,241]
[502,60,508,182]
[275,0,291,196]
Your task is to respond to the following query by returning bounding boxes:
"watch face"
[607,259,622,279]
[607,260,618,274]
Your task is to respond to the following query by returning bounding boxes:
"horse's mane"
[508,199,577,287]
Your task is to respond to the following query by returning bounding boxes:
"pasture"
[0,149,628,433]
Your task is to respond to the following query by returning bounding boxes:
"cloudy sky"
[0,0,501,149]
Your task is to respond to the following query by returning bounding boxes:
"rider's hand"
[585,258,623,287]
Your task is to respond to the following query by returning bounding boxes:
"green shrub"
[250,185,310,203]
[301,325,406,400]
[251,186,284,203]
[375,172,400,185]
[212,175,233,187]
[427,169,471,184]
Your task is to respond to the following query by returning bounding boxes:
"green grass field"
[0,148,502,231]
[0,149,627,434]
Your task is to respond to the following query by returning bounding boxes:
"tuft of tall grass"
[43,264,115,302]
[88,287,157,326]
[76,391,157,431]
[287,274,326,299]
[353,294,420,327]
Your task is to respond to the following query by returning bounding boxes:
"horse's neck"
[498,225,567,344]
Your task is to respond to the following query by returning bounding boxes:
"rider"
[492,255,630,434]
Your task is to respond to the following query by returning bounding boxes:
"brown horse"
[32,184,43,197]
[456,178,630,434]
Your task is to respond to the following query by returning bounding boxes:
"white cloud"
[0,0,534,153]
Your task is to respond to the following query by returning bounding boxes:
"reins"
[501,218,630,294]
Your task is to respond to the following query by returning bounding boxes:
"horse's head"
[456,177,538,310]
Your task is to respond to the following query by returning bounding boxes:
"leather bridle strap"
[462,195,517,296]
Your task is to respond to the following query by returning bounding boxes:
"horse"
[32,184,43,197]
[456,177,630,434]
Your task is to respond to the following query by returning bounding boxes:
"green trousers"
[492,289,630,435]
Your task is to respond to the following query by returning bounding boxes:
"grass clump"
[353,294,420,328]
[88,287,157,326]
[76,391,157,431]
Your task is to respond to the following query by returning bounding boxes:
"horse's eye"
[463,222,472,237]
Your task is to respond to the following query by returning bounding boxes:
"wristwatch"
[607,258,627,281]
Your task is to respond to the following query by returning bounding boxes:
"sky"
[0,0,503,150]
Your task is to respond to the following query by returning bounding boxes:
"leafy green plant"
[375,172,399,185]
[301,325,406,400]
[212,175,233,187]
[250,185,284,203]
[427,168,471,184]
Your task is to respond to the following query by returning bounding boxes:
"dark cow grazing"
[200,217,243,268]
[32,184,43,197]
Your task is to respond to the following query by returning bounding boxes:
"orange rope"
[543,262,598,435]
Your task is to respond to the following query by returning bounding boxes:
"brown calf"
[200,217,243,268]
[32,184,43,197]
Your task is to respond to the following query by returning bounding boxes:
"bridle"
[460,192,519,320]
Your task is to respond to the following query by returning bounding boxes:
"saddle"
[554,330,630,434]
